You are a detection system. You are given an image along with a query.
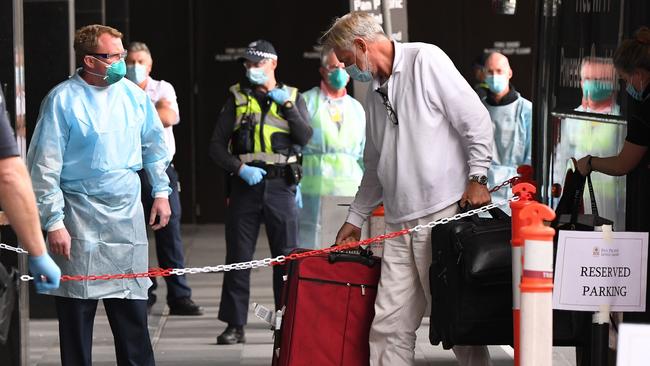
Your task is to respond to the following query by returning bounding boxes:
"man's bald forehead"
[485,52,510,69]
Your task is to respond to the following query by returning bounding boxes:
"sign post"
[554,228,649,365]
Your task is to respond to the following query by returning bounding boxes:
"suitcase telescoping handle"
[328,248,378,268]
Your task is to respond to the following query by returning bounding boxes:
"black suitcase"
[429,207,513,349]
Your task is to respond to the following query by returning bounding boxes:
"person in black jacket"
[577,26,650,323]
[209,40,313,345]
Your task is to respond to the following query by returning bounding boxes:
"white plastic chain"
[408,196,519,233]
[12,196,519,282]
[146,196,519,280]
[0,242,29,254]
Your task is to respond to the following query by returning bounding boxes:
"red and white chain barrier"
[2,178,521,283]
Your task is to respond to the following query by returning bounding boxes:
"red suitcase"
[272,249,381,366]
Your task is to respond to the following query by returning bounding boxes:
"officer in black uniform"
[209,40,313,345]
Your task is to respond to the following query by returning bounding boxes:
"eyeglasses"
[88,51,127,62]
[375,88,398,125]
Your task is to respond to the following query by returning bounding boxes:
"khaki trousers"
[369,203,492,366]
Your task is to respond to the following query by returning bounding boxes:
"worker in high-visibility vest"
[552,57,625,228]
[299,48,366,248]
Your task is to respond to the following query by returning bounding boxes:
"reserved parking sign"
[553,230,649,312]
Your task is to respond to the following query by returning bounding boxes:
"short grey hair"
[320,47,334,68]
[320,11,386,51]
[127,41,151,55]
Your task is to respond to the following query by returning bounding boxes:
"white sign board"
[617,323,650,365]
[553,230,648,312]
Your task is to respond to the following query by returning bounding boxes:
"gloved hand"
[28,252,61,293]
[238,164,266,186]
[295,184,303,209]
[268,88,290,105]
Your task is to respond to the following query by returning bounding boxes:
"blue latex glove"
[268,88,290,105]
[295,184,303,209]
[28,252,61,292]
[239,164,266,186]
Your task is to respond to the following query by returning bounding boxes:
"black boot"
[168,297,204,316]
[216,325,246,345]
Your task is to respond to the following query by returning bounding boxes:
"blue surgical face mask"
[345,47,373,83]
[126,63,148,84]
[625,74,649,101]
[485,74,509,94]
[246,67,268,85]
[582,80,613,102]
[327,68,349,90]
[626,84,644,101]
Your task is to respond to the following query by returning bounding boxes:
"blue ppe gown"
[27,71,171,300]
[299,86,365,248]
[483,94,532,211]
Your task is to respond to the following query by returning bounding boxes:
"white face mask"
[345,46,373,83]
[246,67,268,85]
[126,63,148,84]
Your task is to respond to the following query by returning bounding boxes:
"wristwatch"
[469,174,488,185]
[282,100,294,110]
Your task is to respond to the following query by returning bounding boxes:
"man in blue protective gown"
[27,25,171,366]
[482,52,532,210]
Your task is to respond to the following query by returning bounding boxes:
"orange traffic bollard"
[519,203,556,366]
[510,182,536,366]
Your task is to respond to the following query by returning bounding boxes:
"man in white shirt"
[322,12,494,366]
[126,42,202,316]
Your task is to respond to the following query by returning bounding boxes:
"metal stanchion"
[591,224,614,366]
[519,203,556,366]
[510,182,537,366]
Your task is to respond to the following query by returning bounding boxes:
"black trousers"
[55,296,154,366]
[218,176,298,326]
[139,165,192,303]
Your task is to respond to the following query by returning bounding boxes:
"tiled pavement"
[28,225,578,365]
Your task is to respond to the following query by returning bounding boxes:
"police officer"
[209,40,313,345]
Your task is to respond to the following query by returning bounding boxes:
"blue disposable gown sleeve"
[140,98,171,197]
[521,100,533,165]
[26,94,69,230]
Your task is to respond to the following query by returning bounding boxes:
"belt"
[238,152,297,165]
[262,165,287,179]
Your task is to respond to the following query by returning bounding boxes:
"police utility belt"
[239,153,302,184]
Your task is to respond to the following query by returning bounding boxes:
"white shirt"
[144,76,180,160]
[347,41,494,226]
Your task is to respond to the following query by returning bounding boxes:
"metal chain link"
[13,179,521,282]
[489,176,520,193]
